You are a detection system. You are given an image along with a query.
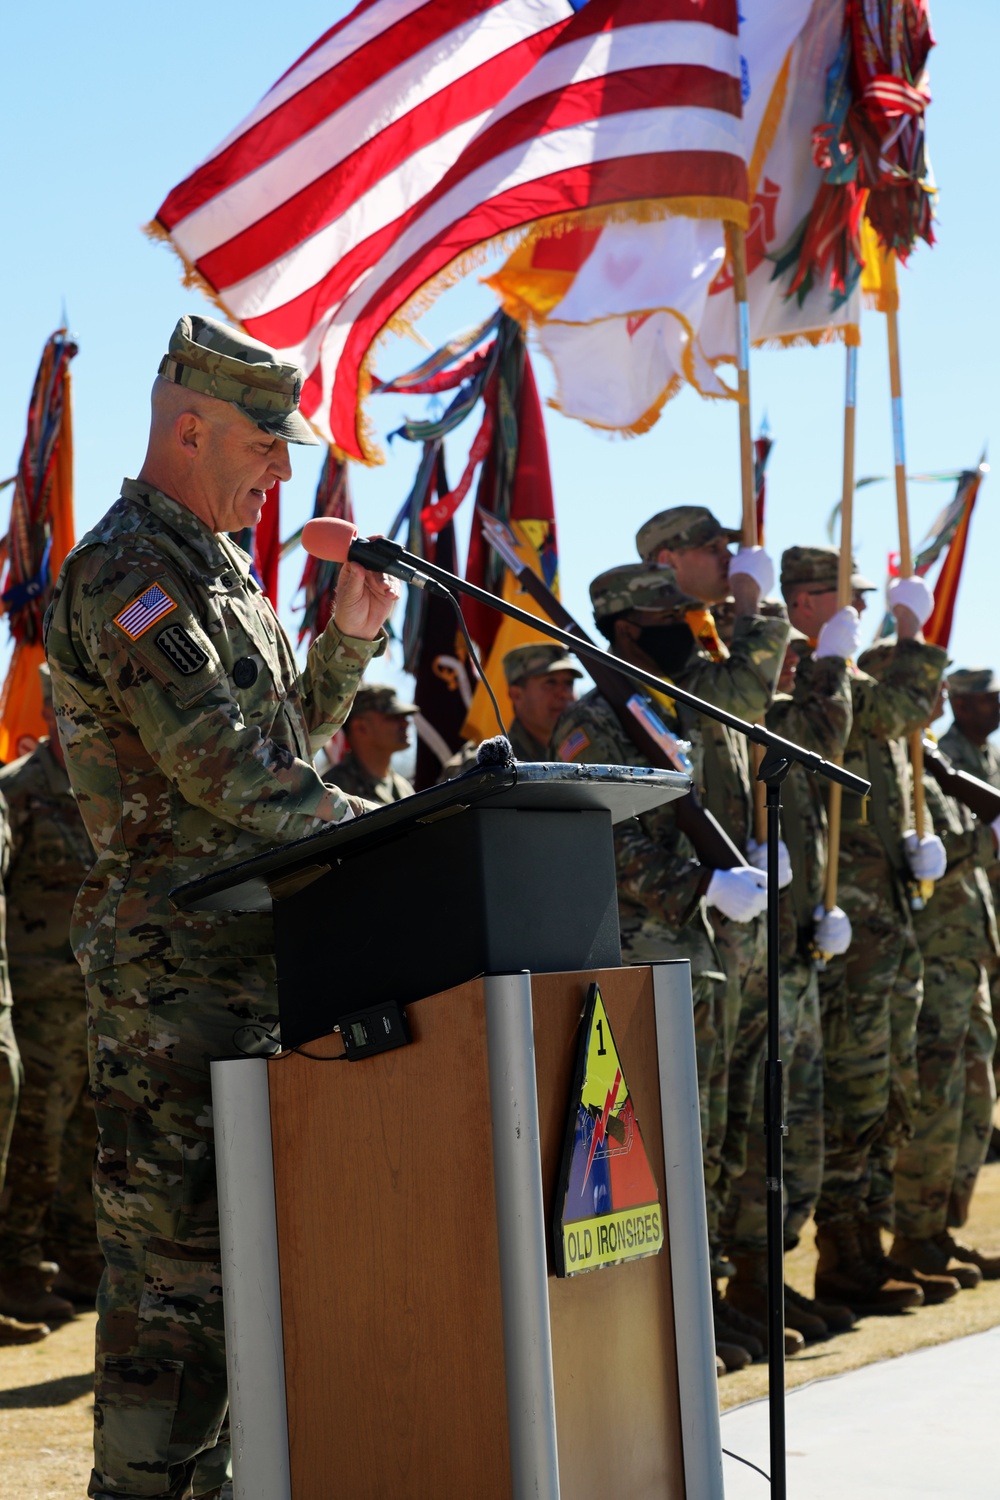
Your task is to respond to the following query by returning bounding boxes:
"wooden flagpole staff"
[727,223,768,844]
[882,250,931,900]
[824,343,858,917]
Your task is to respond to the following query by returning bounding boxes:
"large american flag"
[154,0,748,460]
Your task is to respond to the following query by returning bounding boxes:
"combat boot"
[715,1285,804,1357]
[0,1311,49,1345]
[859,1221,959,1305]
[0,1263,75,1324]
[725,1252,830,1342]
[716,1342,752,1374]
[933,1229,1000,1282]
[890,1233,981,1291]
[713,1286,762,1362]
[51,1252,105,1304]
[814,1218,924,1314]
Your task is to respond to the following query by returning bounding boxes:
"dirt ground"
[2,1163,999,1496]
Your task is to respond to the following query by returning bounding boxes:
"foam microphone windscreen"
[301,517,357,562]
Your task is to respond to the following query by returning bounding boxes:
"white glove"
[706,865,769,923]
[746,836,793,889]
[813,903,852,956]
[815,606,861,661]
[729,546,775,598]
[888,575,934,628]
[903,830,947,881]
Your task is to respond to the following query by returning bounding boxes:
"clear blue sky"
[3,1,997,719]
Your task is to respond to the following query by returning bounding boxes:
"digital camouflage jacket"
[44,480,384,973]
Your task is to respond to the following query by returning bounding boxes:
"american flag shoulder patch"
[557,728,590,762]
[114,584,177,640]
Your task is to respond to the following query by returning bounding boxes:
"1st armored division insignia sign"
[553,982,663,1277]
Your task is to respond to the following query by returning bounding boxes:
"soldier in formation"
[323,683,417,804]
[0,663,98,1332]
[44,314,399,1500]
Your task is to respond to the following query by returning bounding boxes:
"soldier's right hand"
[705,865,768,923]
[813,903,852,955]
[815,606,860,661]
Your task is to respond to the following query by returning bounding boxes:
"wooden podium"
[180,767,723,1500]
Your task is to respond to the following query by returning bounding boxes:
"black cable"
[443,587,507,741]
[723,1447,770,1483]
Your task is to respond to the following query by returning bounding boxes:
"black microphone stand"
[357,532,868,1500]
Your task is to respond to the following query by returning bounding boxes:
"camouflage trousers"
[0,1005,22,1192]
[721,954,824,1254]
[622,930,726,1251]
[708,909,768,1232]
[893,956,997,1239]
[87,953,277,1500]
[816,867,922,1226]
[988,950,1000,1089]
[0,979,95,1271]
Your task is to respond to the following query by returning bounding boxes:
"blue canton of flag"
[114,584,177,640]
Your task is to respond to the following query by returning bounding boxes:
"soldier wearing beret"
[939,669,1000,1102]
[44,314,400,1500]
[0,664,98,1329]
[324,684,417,804]
[553,563,775,1371]
[778,548,952,1315]
[636,506,788,1329]
[502,643,581,761]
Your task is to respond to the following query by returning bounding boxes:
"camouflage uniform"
[0,795,21,1191]
[816,638,947,1231]
[553,564,732,1245]
[0,737,95,1277]
[324,751,413,804]
[44,317,381,1500]
[938,706,1000,1086]
[722,653,853,1253]
[893,769,999,1237]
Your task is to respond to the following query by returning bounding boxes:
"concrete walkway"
[721,1323,999,1499]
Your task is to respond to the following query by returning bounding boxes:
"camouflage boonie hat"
[502,643,582,687]
[947,667,1000,696]
[636,505,740,563]
[780,545,876,593]
[348,684,419,719]
[38,661,52,705]
[590,564,700,621]
[159,314,320,445]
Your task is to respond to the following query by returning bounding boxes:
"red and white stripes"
[155,0,747,459]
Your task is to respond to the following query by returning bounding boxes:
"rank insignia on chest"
[156,624,209,676]
[113,584,177,640]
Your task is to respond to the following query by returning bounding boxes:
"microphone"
[301,518,449,595]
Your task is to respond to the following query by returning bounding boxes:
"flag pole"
[883,252,930,898]
[824,342,858,916]
[728,223,767,844]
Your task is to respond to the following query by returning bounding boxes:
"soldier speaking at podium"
[44,315,400,1500]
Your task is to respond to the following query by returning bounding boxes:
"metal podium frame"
[211,959,722,1500]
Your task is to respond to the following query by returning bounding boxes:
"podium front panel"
[259,966,701,1499]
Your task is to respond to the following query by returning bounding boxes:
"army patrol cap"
[590,563,700,621]
[159,314,320,445]
[947,667,1000,696]
[780,545,876,594]
[502,643,582,687]
[784,625,811,658]
[636,505,741,563]
[348,684,419,718]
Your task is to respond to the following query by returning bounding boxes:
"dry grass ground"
[1,1165,998,1494]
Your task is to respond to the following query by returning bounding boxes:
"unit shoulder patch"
[155,623,209,676]
[113,584,177,640]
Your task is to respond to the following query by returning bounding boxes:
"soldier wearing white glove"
[705,865,769,923]
[888,574,934,630]
[728,545,775,601]
[813,903,853,956]
[745,836,793,888]
[903,829,947,881]
[814,606,861,662]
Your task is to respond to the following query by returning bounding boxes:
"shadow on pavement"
[0,1372,93,1408]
